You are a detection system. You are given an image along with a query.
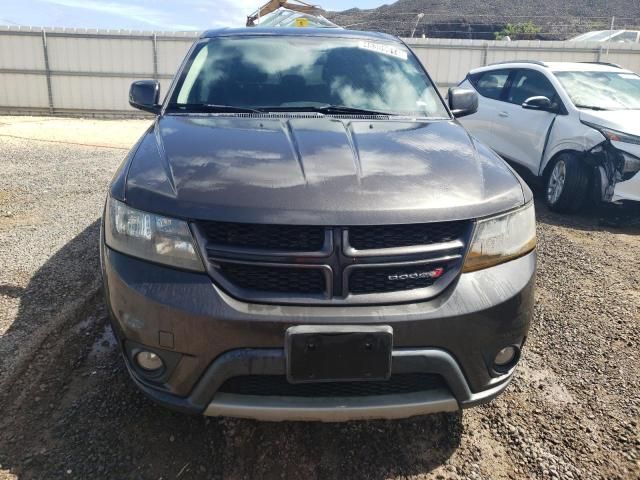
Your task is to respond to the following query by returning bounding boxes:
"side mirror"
[522,96,557,113]
[129,80,161,114]
[448,87,479,118]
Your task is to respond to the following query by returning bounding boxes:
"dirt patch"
[0,116,150,150]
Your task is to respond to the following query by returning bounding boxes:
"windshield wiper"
[167,103,262,113]
[574,104,610,111]
[259,104,397,116]
[313,105,397,116]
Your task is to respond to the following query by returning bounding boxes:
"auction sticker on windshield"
[358,40,408,60]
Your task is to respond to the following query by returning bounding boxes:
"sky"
[0,0,389,30]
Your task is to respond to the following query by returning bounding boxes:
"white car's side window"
[471,69,510,101]
[506,70,557,105]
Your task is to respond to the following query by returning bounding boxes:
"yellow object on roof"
[246,0,339,28]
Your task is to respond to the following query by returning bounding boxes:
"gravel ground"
[0,116,150,385]
[0,116,638,480]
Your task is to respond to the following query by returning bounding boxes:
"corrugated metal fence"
[407,37,640,90]
[0,27,198,116]
[1,26,639,117]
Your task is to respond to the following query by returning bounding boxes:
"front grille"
[349,264,447,294]
[348,222,467,250]
[218,373,445,397]
[219,263,325,294]
[195,219,470,304]
[199,221,325,252]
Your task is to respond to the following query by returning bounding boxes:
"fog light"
[494,346,517,367]
[136,351,164,371]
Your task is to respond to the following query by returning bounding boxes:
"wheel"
[544,153,590,213]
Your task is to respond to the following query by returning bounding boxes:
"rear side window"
[469,69,510,100]
[611,31,639,43]
[506,69,557,105]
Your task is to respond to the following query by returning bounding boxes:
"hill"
[326,0,640,40]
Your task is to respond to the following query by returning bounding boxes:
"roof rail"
[579,61,622,69]
[488,60,547,67]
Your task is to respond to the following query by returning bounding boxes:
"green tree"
[495,21,542,40]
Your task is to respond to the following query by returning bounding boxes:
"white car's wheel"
[544,153,590,213]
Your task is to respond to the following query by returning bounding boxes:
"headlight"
[582,121,640,146]
[463,203,536,273]
[104,197,204,271]
[621,151,640,175]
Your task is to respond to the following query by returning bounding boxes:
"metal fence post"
[482,42,490,66]
[41,29,54,114]
[152,34,158,80]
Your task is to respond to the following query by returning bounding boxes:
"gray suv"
[101,28,536,421]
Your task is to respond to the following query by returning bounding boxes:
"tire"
[544,153,590,213]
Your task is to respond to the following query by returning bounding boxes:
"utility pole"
[605,16,615,56]
[411,13,424,38]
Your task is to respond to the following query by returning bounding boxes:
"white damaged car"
[458,61,640,212]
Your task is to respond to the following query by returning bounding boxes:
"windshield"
[168,36,449,118]
[554,70,640,110]
[571,31,608,41]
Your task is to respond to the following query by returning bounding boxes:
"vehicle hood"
[122,115,525,225]
[580,110,640,137]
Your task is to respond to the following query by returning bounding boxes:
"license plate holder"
[285,325,393,384]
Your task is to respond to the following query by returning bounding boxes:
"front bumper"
[126,347,513,421]
[102,244,535,421]
[605,140,640,203]
[612,169,640,203]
